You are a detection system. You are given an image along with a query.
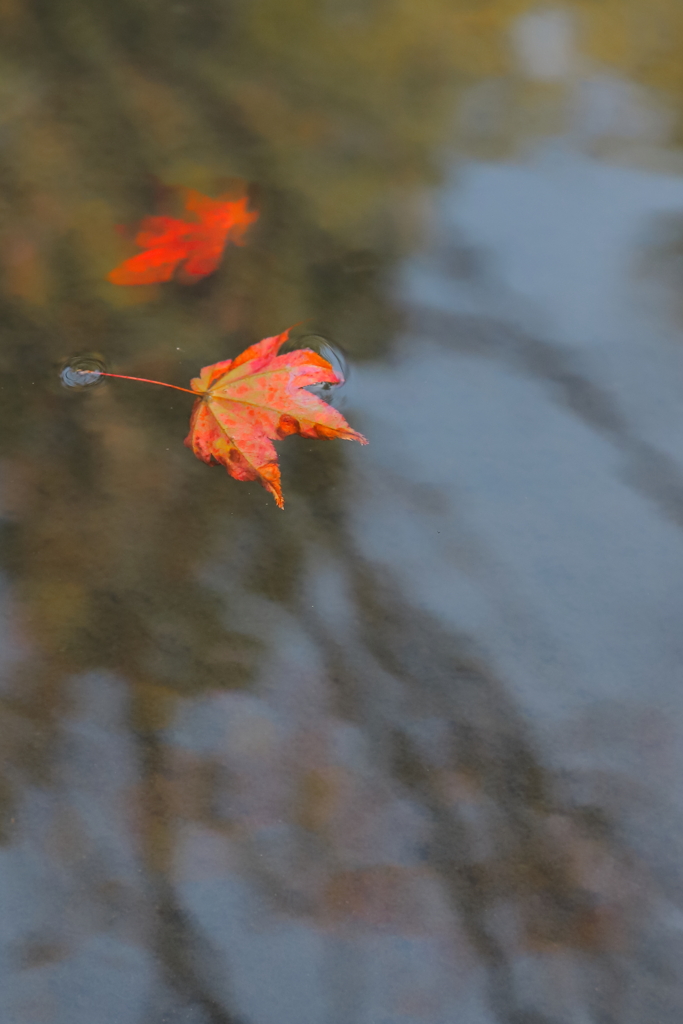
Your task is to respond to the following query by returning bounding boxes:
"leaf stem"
[76,369,196,395]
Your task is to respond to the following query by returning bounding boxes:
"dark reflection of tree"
[137,728,249,1024]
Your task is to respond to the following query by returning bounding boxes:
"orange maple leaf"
[107,188,258,286]
[77,328,367,507]
[185,328,368,507]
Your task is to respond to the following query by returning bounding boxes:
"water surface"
[2,3,683,1022]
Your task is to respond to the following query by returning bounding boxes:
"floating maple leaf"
[185,328,367,507]
[107,188,258,286]
[72,329,367,507]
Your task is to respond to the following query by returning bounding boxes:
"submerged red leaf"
[184,328,368,507]
[107,188,258,286]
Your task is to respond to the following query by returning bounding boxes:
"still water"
[2,3,683,1022]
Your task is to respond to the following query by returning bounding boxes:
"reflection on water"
[3,2,683,1022]
[60,356,107,388]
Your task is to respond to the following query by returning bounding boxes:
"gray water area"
[3,4,683,1023]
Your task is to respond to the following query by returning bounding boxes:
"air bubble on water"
[294,334,349,403]
[60,355,106,389]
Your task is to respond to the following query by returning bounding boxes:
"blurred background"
[1,1,683,1021]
